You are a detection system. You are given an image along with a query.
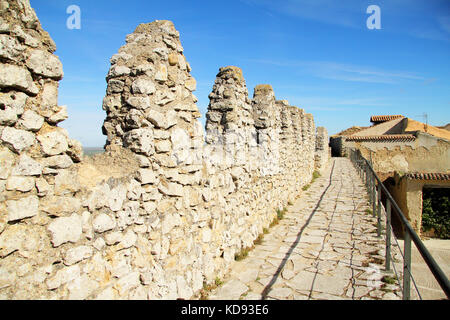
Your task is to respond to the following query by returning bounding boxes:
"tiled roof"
[405,173,450,181]
[345,134,416,142]
[370,115,404,122]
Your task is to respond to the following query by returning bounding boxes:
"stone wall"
[315,126,330,173]
[0,0,328,299]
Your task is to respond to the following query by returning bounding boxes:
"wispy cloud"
[284,96,392,110]
[241,0,363,29]
[241,0,450,42]
[249,58,426,84]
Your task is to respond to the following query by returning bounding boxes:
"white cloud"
[249,58,425,84]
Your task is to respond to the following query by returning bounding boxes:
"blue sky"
[30,0,450,147]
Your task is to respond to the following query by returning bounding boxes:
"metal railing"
[349,148,450,300]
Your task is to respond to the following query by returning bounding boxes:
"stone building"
[330,115,450,236]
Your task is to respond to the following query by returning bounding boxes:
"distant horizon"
[31,0,450,147]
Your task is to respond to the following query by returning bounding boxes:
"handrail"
[349,148,450,300]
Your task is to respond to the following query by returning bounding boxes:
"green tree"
[422,188,450,239]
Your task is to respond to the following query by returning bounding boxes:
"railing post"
[377,183,382,237]
[385,199,391,271]
[403,231,412,300]
[372,177,376,217]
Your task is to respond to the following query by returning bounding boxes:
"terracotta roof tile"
[370,115,404,123]
[405,173,450,181]
[345,134,416,142]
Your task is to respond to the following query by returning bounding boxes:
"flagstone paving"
[208,158,404,300]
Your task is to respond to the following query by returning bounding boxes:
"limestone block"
[40,82,58,109]
[107,65,131,78]
[154,64,168,82]
[0,64,39,95]
[137,168,157,185]
[0,146,15,179]
[107,79,125,94]
[184,77,196,91]
[64,245,93,266]
[41,154,73,169]
[0,106,18,125]
[54,169,81,195]
[158,179,183,197]
[126,96,151,110]
[0,34,25,62]
[154,90,175,105]
[131,78,155,95]
[6,195,39,221]
[1,126,35,153]
[123,128,154,156]
[26,49,63,79]
[37,128,69,156]
[47,105,68,124]
[35,177,51,196]
[107,185,127,212]
[0,224,29,258]
[114,272,140,296]
[18,110,44,131]
[46,265,80,290]
[155,140,172,153]
[67,274,99,300]
[47,214,83,247]
[92,213,116,233]
[40,196,82,217]
[11,154,43,176]
[176,275,193,299]
[6,176,34,192]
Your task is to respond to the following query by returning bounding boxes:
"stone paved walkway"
[208,158,403,300]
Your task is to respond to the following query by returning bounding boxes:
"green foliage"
[382,275,397,285]
[422,188,450,239]
[312,170,321,180]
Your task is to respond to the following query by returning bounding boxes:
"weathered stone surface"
[41,154,73,169]
[37,129,69,156]
[0,64,38,95]
[11,154,42,176]
[6,176,34,192]
[47,105,68,124]
[40,196,81,216]
[123,128,154,156]
[18,110,44,131]
[0,224,32,258]
[0,34,25,62]
[1,126,35,152]
[131,78,155,95]
[47,214,83,247]
[158,180,183,197]
[64,246,93,266]
[46,265,80,290]
[6,195,39,221]
[114,271,140,296]
[26,49,63,79]
[137,168,156,185]
[67,274,99,300]
[0,147,15,179]
[92,213,116,233]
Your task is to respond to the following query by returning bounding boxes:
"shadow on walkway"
[261,160,337,300]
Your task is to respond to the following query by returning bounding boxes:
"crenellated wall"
[0,0,329,300]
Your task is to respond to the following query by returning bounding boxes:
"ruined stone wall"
[0,0,327,300]
[315,126,330,173]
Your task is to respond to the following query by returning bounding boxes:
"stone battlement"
[0,0,330,300]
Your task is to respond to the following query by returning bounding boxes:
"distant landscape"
[83,147,104,156]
